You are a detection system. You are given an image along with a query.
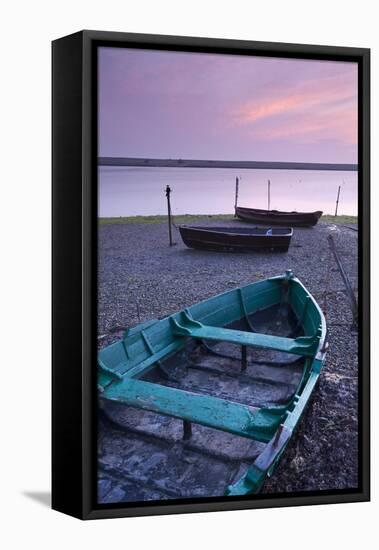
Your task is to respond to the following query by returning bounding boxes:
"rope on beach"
[322,237,333,321]
[341,224,358,232]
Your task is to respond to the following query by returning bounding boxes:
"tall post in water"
[268,179,271,211]
[234,177,239,216]
[334,185,341,217]
[165,185,174,246]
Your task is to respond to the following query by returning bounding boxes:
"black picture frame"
[52,30,370,520]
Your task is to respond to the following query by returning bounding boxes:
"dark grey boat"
[179,225,293,252]
[236,206,322,227]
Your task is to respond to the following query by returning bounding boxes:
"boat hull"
[179,225,293,252]
[236,206,322,227]
[98,272,327,501]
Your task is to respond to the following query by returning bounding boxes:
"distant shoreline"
[98,213,358,226]
[98,157,358,172]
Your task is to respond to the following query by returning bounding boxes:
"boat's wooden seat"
[171,310,319,357]
[103,378,284,442]
[98,339,183,385]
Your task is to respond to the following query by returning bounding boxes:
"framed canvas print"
[52,30,370,519]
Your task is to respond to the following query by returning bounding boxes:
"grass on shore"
[99,213,357,225]
[321,215,357,224]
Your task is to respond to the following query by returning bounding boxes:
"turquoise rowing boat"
[98,270,327,500]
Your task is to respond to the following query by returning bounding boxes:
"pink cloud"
[251,106,357,144]
[236,93,316,124]
[232,72,357,144]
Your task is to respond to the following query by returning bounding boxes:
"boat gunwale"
[236,206,323,217]
[179,224,294,238]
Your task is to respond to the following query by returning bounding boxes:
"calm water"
[98,166,358,217]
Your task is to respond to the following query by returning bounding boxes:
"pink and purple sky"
[98,47,358,164]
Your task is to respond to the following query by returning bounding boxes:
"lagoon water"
[98,166,358,218]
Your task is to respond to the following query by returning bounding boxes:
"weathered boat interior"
[98,272,326,503]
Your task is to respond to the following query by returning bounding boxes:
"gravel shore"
[98,219,358,494]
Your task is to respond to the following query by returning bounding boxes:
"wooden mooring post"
[234,177,239,216]
[268,179,271,211]
[165,185,174,246]
[334,185,341,217]
[183,420,192,440]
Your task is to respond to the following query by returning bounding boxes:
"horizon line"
[98,157,358,171]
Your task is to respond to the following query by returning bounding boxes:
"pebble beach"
[98,217,359,497]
